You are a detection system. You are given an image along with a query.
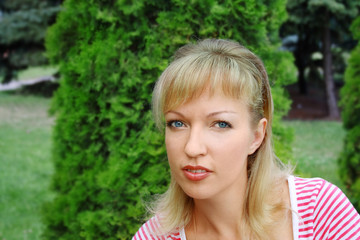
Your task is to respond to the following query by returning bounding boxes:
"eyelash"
[166,120,185,128]
[166,120,232,129]
[213,120,232,128]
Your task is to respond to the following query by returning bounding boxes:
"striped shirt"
[133,176,360,239]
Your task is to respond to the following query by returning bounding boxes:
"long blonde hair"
[150,39,290,239]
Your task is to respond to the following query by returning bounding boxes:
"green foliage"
[43,0,296,239]
[285,0,359,30]
[281,0,360,95]
[338,16,360,211]
[0,0,60,83]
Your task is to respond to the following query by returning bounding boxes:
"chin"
[181,186,215,200]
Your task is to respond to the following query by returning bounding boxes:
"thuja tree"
[42,0,296,239]
[338,16,360,211]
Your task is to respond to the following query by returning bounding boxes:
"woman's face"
[164,90,266,200]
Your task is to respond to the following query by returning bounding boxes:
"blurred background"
[0,0,359,239]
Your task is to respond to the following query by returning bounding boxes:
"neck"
[188,183,247,239]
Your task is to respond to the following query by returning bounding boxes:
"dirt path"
[0,76,55,91]
[285,83,342,120]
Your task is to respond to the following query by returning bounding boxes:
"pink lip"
[182,165,212,181]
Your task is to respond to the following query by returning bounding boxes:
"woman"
[133,39,360,239]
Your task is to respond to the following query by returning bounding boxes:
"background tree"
[338,16,360,211]
[0,0,60,83]
[281,0,359,119]
[42,0,296,239]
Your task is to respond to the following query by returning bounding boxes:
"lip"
[182,165,212,181]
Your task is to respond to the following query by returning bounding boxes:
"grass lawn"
[0,92,54,240]
[0,91,348,239]
[285,120,346,191]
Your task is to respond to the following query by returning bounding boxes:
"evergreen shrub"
[338,16,360,211]
[42,0,296,239]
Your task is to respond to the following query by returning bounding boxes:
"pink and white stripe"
[294,177,360,239]
[132,216,181,240]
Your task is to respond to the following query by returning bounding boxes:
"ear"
[248,118,267,155]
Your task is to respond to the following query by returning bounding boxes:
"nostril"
[184,132,207,157]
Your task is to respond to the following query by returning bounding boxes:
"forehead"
[166,87,246,112]
[164,86,246,113]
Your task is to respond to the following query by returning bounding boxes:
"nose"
[184,127,207,158]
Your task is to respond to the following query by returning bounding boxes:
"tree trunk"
[296,30,308,95]
[297,55,307,95]
[323,11,340,119]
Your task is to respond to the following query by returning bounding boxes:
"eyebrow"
[165,111,185,118]
[207,111,237,117]
[165,110,237,118]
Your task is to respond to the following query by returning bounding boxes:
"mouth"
[183,165,212,172]
[182,165,212,181]
[185,169,207,173]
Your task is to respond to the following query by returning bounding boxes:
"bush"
[42,0,296,239]
[338,16,360,211]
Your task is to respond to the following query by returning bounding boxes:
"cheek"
[212,134,252,164]
[165,133,177,154]
[214,140,250,178]
[165,133,182,164]
[165,137,184,180]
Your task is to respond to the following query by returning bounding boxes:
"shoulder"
[292,176,351,208]
[291,176,360,239]
[292,176,327,199]
[132,216,183,240]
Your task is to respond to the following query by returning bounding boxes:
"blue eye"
[216,121,230,128]
[174,121,183,127]
[168,120,184,128]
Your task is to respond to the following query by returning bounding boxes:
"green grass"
[285,120,346,191]
[0,92,54,240]
[17,66,58,81]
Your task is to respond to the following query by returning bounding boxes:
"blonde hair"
[150,39,290,239]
